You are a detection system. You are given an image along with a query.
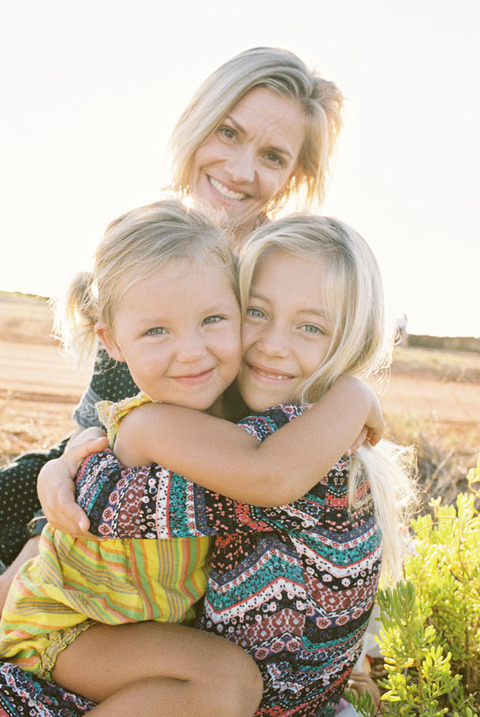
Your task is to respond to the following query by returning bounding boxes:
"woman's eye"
[265,152,283,167]
[220,126,236,140]
[146,326,167,336]
[203,315,223,325]
[246,307,266,320]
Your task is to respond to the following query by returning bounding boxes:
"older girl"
[42,215,413,715]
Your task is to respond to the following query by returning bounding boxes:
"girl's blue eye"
[146,326,167,336]
[246,307,266,319]
[302,324,324,335]
[203,315,223,325]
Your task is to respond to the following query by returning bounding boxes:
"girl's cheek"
[240,323,257,353]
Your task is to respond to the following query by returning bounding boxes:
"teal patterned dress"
[75,404,383,716]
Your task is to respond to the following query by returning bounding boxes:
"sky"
[1,0,479,338]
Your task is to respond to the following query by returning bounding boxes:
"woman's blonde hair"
[238,213,417,580]
[56,199,237,360]
[170,47,343,213]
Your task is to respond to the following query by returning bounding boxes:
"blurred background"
[1,0,479,338]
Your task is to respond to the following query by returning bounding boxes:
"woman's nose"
[224,147,255,184]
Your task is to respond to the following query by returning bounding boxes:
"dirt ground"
[1,293,479,461]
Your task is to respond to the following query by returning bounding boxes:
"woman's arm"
[38,431,109,535]
[116,375,383,506]
[39,346,138,533]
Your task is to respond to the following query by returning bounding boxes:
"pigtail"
[348,441,418,583]
[53,271,99,363]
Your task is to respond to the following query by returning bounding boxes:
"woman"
[0,46,343,577]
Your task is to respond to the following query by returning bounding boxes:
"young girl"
[41,214,414,715]
[0,199,264,717]
[0,203,387,716]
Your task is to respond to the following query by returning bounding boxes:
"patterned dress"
[76,405,382,716]
[0,403,382,716]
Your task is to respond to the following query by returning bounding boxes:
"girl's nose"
[175,333,208,363]
[224,147,255,184]
[257,323,289,358]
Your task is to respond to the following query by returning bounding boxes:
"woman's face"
[238,250,332,412]
[188,87,306,239]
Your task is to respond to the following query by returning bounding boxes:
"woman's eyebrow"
[225,115,294,159]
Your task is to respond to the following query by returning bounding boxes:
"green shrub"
[345,457,480,716]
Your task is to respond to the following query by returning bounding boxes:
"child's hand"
[347,427,369,455]
[363,390,384,447]
[37,432,108,538]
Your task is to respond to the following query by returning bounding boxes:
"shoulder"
[237,404,306,441]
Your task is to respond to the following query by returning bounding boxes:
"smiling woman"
[170,46,343,240]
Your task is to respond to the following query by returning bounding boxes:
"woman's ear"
[95,322,125,362]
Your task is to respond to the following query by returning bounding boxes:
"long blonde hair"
[56,200,237,361]
[239,214,417,580]
[170,47,343,213]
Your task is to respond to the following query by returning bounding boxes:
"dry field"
[1,293,479,484]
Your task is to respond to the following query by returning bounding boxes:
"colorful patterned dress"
[76,404,383,716]
[0,404,382,716]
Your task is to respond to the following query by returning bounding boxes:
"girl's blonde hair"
[170,47,343,214]
[56,200,237,360]
[238,214,417,580]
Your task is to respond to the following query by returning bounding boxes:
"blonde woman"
[0,46,343,580]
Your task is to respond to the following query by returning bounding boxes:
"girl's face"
[238,250,332,412]
[96,260,241,416]
[188,87,305,238]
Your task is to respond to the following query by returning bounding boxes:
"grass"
[386,346,480,510]
[385,410,479,509]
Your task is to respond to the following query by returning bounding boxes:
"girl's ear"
[95,322,125,362]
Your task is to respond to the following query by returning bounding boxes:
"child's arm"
[115,375,383,506]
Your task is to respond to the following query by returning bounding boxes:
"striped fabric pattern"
[0,392,211,675]
[0,527,210,674]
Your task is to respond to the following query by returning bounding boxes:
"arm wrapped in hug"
[75,405,325,539]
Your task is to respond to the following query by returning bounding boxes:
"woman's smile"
[207,176,248,202]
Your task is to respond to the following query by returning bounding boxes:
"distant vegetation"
[409,334,480,354]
